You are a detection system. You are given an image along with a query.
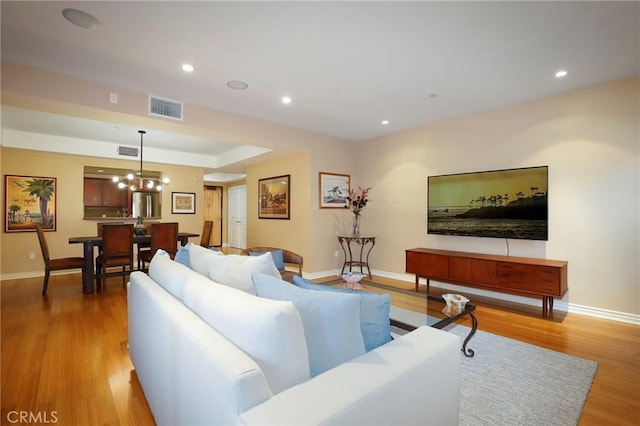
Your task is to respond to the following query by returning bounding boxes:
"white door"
[228,185,247,249]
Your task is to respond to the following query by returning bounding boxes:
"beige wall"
[245,144,359,273]
[356,77,639,315]
[246,151,311,263]
[1,62,638,317]
[1,147,204,277]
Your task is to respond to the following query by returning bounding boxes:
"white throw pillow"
[252,272,365,377]
[206,252,280,295]
[188,243,224,276]
[182,273,310,395]
[148,250,195,301]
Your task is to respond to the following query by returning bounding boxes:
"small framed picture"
[5,175,57,232]
[258,175,290,219]
[319,172,350,208]
[171,192,196,214]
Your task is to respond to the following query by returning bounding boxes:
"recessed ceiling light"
[382,120,390,125]
[555,70,568,78]
[182,63,194,72]
[62,8,100,29]
[281,96,293,105]
[227,80,248,90]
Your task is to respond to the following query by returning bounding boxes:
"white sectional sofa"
[127,246,461,425]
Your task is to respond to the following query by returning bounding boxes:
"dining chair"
[35,224,86,297]
[97,221,123,255]
[95,223,134,292]
[200,220,214,247]
[136,221,154,270]
[138,222,179,271]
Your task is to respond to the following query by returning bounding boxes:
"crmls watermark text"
[6,411,58,424]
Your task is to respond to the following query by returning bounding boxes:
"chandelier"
[112,130,170,191]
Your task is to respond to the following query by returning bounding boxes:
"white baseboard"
[1,270,77,281]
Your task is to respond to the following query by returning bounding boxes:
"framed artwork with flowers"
[319,172,350,208]
[5,175,57,232]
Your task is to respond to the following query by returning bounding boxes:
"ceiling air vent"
[149,95,183,120]
[118,146,138,157]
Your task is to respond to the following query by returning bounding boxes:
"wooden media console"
[406,248,568,317]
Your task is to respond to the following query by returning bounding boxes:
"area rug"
[390,306,598,426]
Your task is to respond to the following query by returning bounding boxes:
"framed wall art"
[258,175,290,219]
[171,192,196,214]
[319,172,350,208]
[5,175,57,232]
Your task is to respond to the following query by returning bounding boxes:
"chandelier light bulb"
[162,177,170,184]
[117,182,126,189]
[112,176,120,182]
[126,173,134,180]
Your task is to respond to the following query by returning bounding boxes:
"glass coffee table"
[390,294,478,357]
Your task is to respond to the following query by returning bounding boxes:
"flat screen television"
[427,166,548,241]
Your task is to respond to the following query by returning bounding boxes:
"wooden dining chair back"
[95,223,134,292]
[136,221,155,270]
[200,220,213,247]
[138,222,179,271]
[36,224,86,297]
[97,222,123,255]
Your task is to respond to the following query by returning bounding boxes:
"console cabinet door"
[406,250,448,278]
[449,257,497,287]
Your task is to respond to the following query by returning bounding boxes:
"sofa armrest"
[238,326,460,426]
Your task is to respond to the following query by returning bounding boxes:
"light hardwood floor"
[1,273,638,426]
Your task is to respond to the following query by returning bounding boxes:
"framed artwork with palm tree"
[5,175,57,232]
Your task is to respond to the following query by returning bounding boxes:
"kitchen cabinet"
[83,178,128,207]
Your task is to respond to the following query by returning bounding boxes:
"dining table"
[69,232,199,293]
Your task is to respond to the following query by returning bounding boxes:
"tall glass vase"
[352,214,360,236]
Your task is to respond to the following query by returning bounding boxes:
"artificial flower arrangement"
[345,186,372,216]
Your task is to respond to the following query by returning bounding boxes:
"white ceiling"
[1,1,639,173]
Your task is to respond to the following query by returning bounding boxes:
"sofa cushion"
[206,252,280,295]
[249,249,285,271]
[148,249,195,302]
[182,273,310,395]
[292,275,392,352]
[187,242,224,276]
[252,273,365,377]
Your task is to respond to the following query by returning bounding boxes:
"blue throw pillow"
[292,275,392,352]
[174,245,191,268]
[252,272,365,377]
[249,250,285,271]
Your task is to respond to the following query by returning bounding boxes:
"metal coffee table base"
[390,296,478,357]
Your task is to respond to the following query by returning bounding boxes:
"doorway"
[228,185,247,249]
[203,186,223,247]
